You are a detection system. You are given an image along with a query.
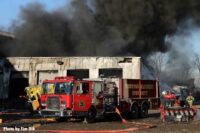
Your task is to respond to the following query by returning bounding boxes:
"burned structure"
[0,31,15,100]
[0,56,141,109]
[6,56,140,84]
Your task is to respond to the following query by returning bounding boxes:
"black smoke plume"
[1,0,200,57]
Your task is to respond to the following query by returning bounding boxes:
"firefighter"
[25,85,43,113]
[173,97,180,107]
[163,91,176,107]
[186,92,194,108]
[47,84,55,94]
[76,85,83,94]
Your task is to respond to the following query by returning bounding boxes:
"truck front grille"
[47,96,60,110]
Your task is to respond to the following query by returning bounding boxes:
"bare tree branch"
[148,52,167,79]
[194,53,200,76]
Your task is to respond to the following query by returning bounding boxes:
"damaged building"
[0,31,15,100]
[0,56,141,109]
[0,31,142,109]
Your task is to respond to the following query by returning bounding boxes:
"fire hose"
[1,108,155,133]
[0,112,30,115]
[36,108,155,133]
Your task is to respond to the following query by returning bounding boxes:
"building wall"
[7,57,141,85]
[0,59,11,99]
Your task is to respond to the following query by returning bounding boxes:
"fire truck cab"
[40,76,117,122]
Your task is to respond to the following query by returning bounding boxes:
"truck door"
[73,81,92,111]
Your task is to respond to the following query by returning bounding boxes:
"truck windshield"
[55,82,74,94]
[43,82,74,94]
[43,83,55,94]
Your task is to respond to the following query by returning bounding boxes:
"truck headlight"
[162,91,167,95]
[41,103,46,106]
[61,101,66,108]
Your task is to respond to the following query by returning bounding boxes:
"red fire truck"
[39,76,159,122]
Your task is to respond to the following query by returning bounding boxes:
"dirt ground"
[1,110,200,133]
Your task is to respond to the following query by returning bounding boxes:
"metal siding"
[123,79,158,99]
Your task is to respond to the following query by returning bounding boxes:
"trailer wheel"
[85,107,97,123]
[131,104,139,119]
[140,104,149,118]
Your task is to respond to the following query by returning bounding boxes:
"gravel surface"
[1,110,200,133]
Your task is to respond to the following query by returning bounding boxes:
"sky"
[0,0,69,30]
[0,0,200,55]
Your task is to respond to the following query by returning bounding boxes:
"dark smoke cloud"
[147,19,198,86]
[92,0,200,57]
[68,0,127,56]
[1,0,200,57]
[161,19,196,86]
[2,3,73,56]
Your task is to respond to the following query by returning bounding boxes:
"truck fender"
[130,101,139,119]
[140,101,149,118]
[89,105,97,112]
[86,105,97,123]
[141,101,150,109]
[130,101,139,112]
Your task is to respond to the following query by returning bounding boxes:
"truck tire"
[140,104,148,118]
[131,104,139,119]
[85,107,97,123]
